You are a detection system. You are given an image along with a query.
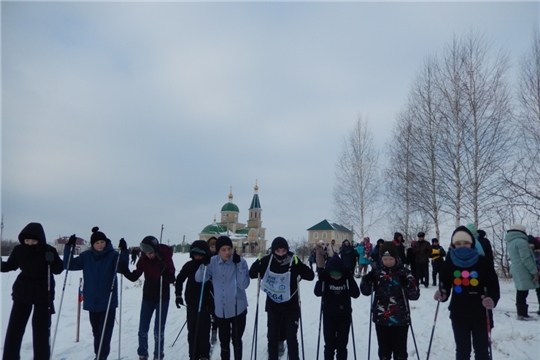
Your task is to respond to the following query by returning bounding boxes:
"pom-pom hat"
[91,226,108,246]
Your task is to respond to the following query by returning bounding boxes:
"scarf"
[450,246,479,268]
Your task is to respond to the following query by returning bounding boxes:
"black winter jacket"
[1,222,63,309]
[175,259,213,311]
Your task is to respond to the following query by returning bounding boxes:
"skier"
[195,236,250,360]
[361,241,420,360]
[1,222,64,360]
[120,235,176,360]
[175,240,213,360]
[64,226,129,360]
[434,226,500,359]
[249,237,315,360]
[314,254,360,360]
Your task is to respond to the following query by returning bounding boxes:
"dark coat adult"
[2,222,63,309]
[65,239,129,312]
[392,232,407,265]
[413,239,432,264]
[339,241,357,271]
[123,243,176,302]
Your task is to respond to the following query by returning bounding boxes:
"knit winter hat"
[451,226,475,247]
[215,236,233,253]
[509,224,526,234]
[465,223,478,236]
[91,226,108,246]
[190,240,210,258]
[379,241,398,258]
[271,236,289,252]
[325,254,343,277]
[431,238,439,244]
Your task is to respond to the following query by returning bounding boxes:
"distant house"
[306,219,353,248]
[54,236,89,255]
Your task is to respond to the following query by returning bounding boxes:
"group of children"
[2,221,518,360]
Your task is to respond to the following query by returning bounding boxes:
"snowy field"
[2,252,539,359]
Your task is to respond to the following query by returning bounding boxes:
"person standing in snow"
[338,239,356,275]
[430,238,446,287]
[504,224,539,321]
[355,237,372,277]
[413,232,432,288]
[175,240,213,360]
[64,226,129,360]
[392,232,407,265]
[328,239,338,258]
[195,236,250,360]
[314,254,360,360]
[316,240,328,276]
[249,237,315,360]
[369,239,385,270]
[120,236,176,360]
[434,226,500,359]
[361,241,420,360]
[1,222,63,360]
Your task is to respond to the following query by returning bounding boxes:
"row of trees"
[333,30,540,277]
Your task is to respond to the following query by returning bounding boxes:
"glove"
[175,296,184,308]
[232,250,241,264]
[434,289,447,301]
[45,252,54,264]
[118,238,127,251]
[363,272,376,284]
[202,254,211,265]
[117,260,128,274]
[481,296,495,310]
[399,275,409,287]
[67,234,77,247]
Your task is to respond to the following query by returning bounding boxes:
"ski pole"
[171,318,187,348]
[118,272,123,360]
[50,237,75,360]
[426,285,442,360]
[250,272,261,360]
[367,284,373,360]
[234,256,239,360]
[297,277,305,360]
[193,264,208,360]
[347,279,357,360]
[97,247,122,360]
[46,252,52,352]
[157,228,164,360]
[401,287,420,360]
[484,287,493,360]
[315,282,324,360]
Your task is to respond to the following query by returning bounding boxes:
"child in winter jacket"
[121,235,176,360]
[175,240,213,360]
[314,254,360,360]
[249,237,315,360]
[196,236,250,360]
[64,226,129,360]
[430,238,446,286]
[1,222,63,360]
[355,238,372,277]
[434,226,500,360]
[361,241,420,360]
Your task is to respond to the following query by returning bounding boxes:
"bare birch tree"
[333,115,382,237]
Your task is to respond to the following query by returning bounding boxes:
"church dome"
[201,223,227,235]
[221,202,239,212]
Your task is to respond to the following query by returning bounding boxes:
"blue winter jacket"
[64,241,128,312]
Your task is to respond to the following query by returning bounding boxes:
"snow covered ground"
[2,252,539,359]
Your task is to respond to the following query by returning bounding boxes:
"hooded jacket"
[392,232,407,265]
[175,240,213,309]
[65,238,129,312]
[505,229,538,291]
[339,241,357,270]
[1,222,63,309]
[124,243,176,302]
[314,255,360,317]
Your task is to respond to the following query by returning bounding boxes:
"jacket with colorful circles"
[360,262,419,327]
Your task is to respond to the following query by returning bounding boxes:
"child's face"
[454,241,472,249]
[209,245,216,254]
[193,254,203,261]
[219,245,233,261]
[274,248,287,257]
[24,239,39,246]
[93,240,106,251]
[381,255,396,267]
[145,251,156,260]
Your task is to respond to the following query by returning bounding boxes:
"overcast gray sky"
[2,1,538,247]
